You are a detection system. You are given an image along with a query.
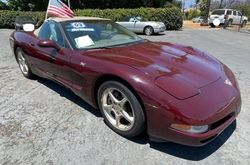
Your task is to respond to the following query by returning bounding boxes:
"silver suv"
[209,9,248,27]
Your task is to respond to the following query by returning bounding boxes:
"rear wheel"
[97,81,145,137]
[241,20,247,27]
[16,47,34,79]
[227,19,233,27]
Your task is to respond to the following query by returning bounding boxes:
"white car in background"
[209,9,248,27]
[192,16,205,23]
[116,16,166,36]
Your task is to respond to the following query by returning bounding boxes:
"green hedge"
[75,7,183,30]
[0,7,183,30]
[0,10,45,28]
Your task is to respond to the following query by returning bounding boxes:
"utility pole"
[68,0,70,8]
[205,0,211,23]
[183,0,186,19]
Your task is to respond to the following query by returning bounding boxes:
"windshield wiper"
[86,39,145,51]
[86,46,113,50]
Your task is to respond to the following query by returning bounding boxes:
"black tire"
[227,19,233,27]
[144,26,154,36]
[210,23,215,28]
[97,81,145,138]
[241,20,247,27]
[15,47,34,79]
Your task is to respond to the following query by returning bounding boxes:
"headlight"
[171,124,208,134]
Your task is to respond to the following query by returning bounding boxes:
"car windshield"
[61,20,144,50]
[212,10,225,15]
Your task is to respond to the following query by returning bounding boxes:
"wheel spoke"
[118,97,127,108]
[18,56,22,62]
[108,90,119,104]
[23,63,29,72]
[115,114,121,127]
[103,104,113,113]
[121,109,133,123]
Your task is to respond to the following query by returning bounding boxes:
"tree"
[195,0,200,9]
[7,0,49,11]
[5,0,175,11]
[0,1,9,10]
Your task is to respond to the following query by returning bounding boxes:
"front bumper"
[209,18,226,24]
[149,112,237,146]
[143,77,241,147]
[154,26,166,33]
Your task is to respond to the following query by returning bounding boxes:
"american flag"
[47,0,74,18]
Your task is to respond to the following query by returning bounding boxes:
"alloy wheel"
[101,87,135,131]
[17,50,29,75]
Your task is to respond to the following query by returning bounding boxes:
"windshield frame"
[60,19,144,50]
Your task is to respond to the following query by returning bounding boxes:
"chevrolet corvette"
[9,17,241,146]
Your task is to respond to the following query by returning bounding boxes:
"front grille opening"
[210,112,235,130]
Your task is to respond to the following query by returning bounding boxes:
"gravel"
[0,28,250,165]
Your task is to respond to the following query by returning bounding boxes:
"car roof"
[47,16,110,22]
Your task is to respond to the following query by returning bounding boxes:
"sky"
[184,0,196,8]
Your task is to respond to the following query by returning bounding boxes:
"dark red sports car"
[9,17,241,146]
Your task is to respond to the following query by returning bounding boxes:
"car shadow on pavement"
[37,77,102,118]
[37,77,236,161]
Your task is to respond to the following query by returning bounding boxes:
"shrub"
[185,9,201,20]
[0,10,45,28]
[75,7,183,30]
[0,7,183,30]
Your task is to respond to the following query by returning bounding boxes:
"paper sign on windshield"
[74,35,94,48]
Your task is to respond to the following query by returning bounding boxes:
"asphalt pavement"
[0,28,250,165]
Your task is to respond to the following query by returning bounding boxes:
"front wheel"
[16,47,34,79]
[144,26,154,36]
[97,81,145,138]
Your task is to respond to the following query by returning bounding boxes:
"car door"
[232,10,239,24]
[42,21,73,88]
[123,17,136,31]
[31,21,72,88]
[133,17,144,33]
[25,22,55,77]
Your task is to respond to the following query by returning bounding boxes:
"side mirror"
[38,40,60,50]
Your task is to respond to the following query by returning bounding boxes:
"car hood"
[86,41,223,99]
[147,21,165,25]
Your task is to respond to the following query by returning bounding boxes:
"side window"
[49,22,64,47]
[238,11,242,16]
[38,22,51,40]
[233,11,237,16]
[122,17,130,22]
[226,10,232,15]
[129,17,136,22]
[38,21,65,47]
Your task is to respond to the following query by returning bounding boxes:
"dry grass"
[183,20,211,29]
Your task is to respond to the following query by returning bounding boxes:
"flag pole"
[68,0,70,8]
[45,0,52,20]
